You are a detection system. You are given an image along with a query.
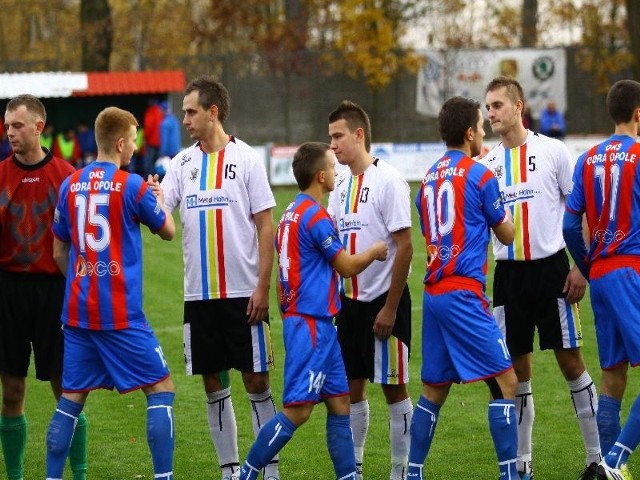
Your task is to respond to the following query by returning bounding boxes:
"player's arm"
[147,174,176,240]
[276,281,285,320]
[156,209,176,241]
[492,208,515,245]
[247,208,275,324]
[563,209,590,278]
[562,209,588,303]
[53,237,70,276]
[331,241,388,278]
[373,227,413,340]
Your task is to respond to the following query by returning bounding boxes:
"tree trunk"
[521,0,538,48]
[80,0,112,71]
[626,0,640,78]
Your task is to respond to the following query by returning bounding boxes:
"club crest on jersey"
[493,165,504,179]
[190,168,199,182]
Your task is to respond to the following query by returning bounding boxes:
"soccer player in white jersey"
[481,76,600,480]
[327,100,413,480]
[161,76,280,480]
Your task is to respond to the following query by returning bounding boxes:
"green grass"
[10,183,640,479]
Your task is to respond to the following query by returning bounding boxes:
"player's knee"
[242,371,270,394]
[1,380,26,411]
[485,377,504,400]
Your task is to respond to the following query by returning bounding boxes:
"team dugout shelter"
[0,70,186,142]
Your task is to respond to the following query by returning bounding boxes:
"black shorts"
[336,285,411,384]
[0,271,64,381]
[493,249,583,356]
[183,297,274,375]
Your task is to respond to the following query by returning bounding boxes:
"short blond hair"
[95,107,138,154]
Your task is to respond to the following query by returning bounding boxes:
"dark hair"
[292,142,330,190]
[328,100,372,152]
[438,96,481,147]
[607,80,640,124]
[185,75,230,123]
[6,94,47,123]
[485,75,525,104]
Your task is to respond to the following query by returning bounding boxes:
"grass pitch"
[9,183,639,479]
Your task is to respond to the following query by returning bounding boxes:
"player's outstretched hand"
[147,174,166,205]
[371,241,388,261]
[147,174,161,196]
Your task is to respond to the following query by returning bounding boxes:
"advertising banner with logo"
[269,143,448,186]
[265,135,605,187]
[416,48,566,120]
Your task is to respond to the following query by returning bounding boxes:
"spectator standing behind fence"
[539,100,566,139]
[0,129,10,160]
[481,76,600,480]
[53,127,82,168]
[41,124,54,151]
[142,99,163,177]
[0,118,9,160]
[76,119,97,165]
[45,106,176,480]
[563,79,640,480]
[159,100,181,161]
[522,105,533,131]
[0,94,88,480]
[160,75,280,480]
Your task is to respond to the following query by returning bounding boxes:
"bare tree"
[625,0,640,78]
[80,0,112,71]
[521,0,538,47]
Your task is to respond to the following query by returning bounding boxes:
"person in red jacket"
[142,98,163,177]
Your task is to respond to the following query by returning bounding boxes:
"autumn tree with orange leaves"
[0,0,637,95]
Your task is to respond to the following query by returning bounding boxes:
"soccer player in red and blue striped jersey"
[408,96,518,480]
[564,79,640,480]
[45,107,176,480]
[239,142,387,480]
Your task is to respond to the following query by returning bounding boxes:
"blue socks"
[406,396,518,479]
[147,392,175,479]
[604,394,640,469]
[488,400,518,478]
[598,394,622,456]
[326,413,357,478]
[240,412,296,480]
[46,397,84,479]
[407,396,441,479]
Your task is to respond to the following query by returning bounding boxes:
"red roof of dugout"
[72,70,185,96]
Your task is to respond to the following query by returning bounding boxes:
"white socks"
[389,398,413,480]
[568,371,601,465]
[516,381,534,473]
[350,400,370,473]
[207,388,239,471]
